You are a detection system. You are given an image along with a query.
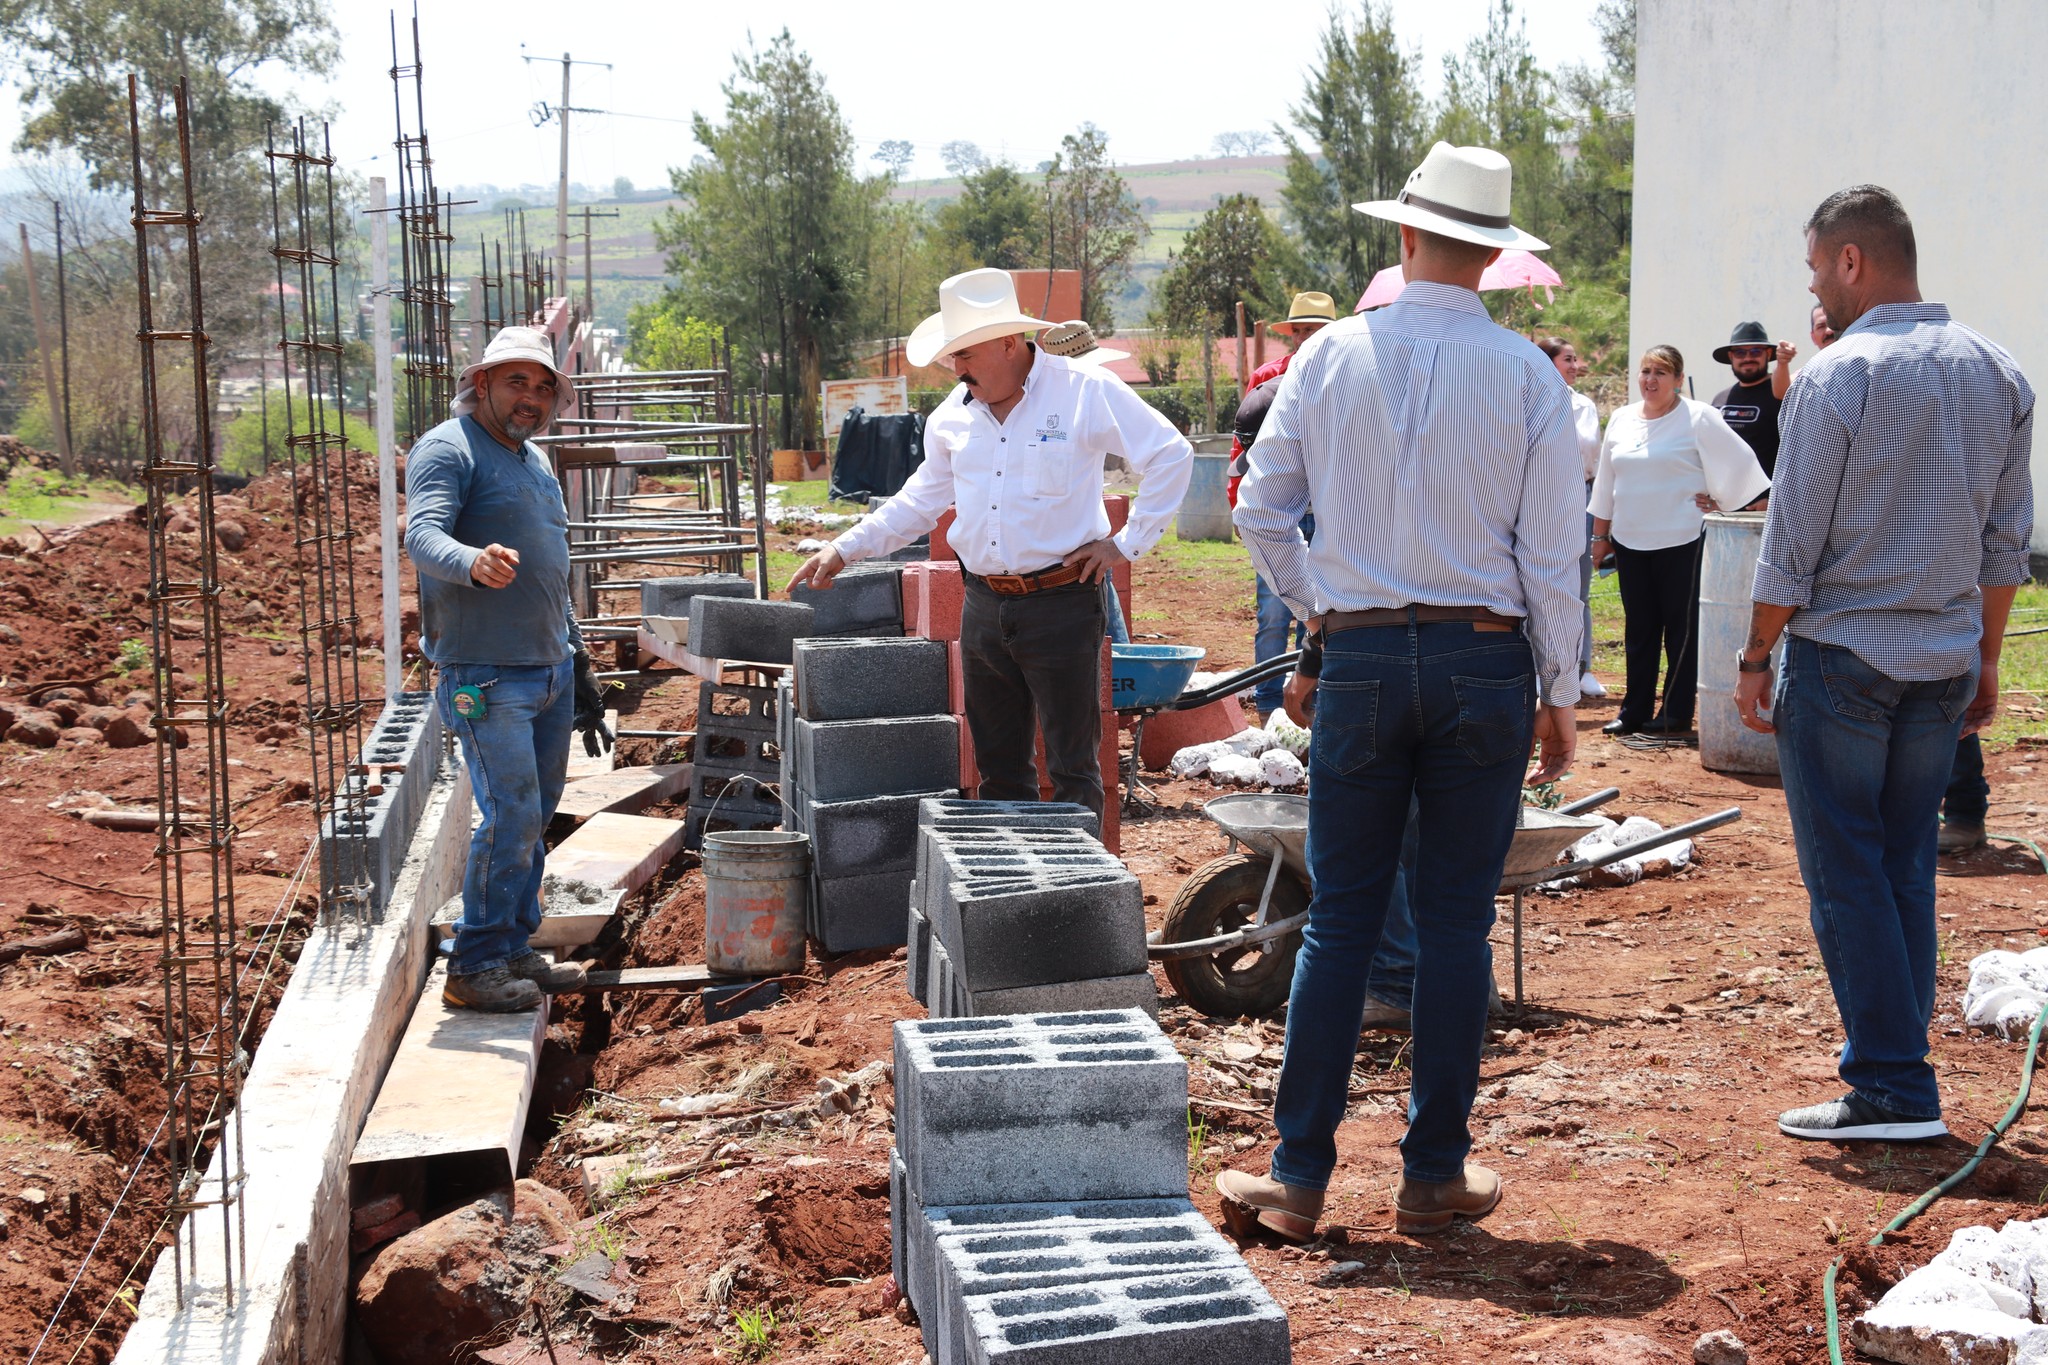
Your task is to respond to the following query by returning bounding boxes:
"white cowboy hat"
[1353,142,1549,252]
[1036,320,1130,367]
[451,325,579,419]
[1267,291,1340,337]
[906,268,1057,368]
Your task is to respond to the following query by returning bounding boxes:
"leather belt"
[1322,605,1521,634]
[968,563,1088,595]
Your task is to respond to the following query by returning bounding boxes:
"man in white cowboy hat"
[405,324,611,1012]
[1222,143,1584,1241]
[788,269,1192,821]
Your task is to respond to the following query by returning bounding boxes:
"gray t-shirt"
[403,414,581,667]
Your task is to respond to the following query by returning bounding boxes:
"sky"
[0,0,1610,195]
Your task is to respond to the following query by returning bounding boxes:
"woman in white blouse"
[1589,345,1770,736]
[1537,337,1607,700]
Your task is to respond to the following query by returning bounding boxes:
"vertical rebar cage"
[391,9,454,441]
[126,72,248,1308]
[267,119,375,930]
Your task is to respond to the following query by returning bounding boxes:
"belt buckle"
[986,573,1026,594]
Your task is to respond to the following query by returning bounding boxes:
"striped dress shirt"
[1754,302,2034,681]
[1234,282,1587,707]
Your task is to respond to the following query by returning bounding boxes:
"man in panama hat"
[405,325,609,1011]
[789,269,1191,821]
[1223,142,1584,1240]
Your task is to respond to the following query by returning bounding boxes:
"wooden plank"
[564,708,620,781]
[351,963,549,1182]
[636,623,723,682]
[115,766,474,1365]
[585,964,716,991]
[546,811,689,894]
[555,763,692,823]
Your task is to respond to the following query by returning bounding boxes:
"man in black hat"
[1711,321,1797,479]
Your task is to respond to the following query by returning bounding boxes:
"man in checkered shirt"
[1735,185,2034,1144]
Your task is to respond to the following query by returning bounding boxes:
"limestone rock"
[1931,1224,2039,1316]
[1851,1301,2048,1365]
[354,1199,529,1365]
[1693,1329,1747,1365]
[1880,1263,2017,1317]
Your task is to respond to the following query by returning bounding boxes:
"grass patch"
[0,467,140,536]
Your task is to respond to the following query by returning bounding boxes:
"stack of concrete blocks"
[790,561,906,638]
[781,636,960,953]
[903,527,1124,854]
[637,571,755,626]
[684,679,782,849]
[687,594,814,667]
[890,1010,1291,1364]
[908,798,1156,1019]
[319,692,443,919]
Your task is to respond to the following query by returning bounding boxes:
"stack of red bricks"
[902,496,1131,853]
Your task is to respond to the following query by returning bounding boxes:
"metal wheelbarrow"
[1149,786,1743,1019]
[1115,649,1302,815]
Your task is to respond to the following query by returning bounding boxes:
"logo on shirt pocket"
[1720,404,1762,426]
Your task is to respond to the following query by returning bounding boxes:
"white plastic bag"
[1168,740,1231,779]
[1264,709,1311,757]
[1208,754,1263,786]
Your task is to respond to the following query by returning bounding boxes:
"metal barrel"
[1175,445,1236,542]
[1697,511,1780,774]
[702,830,810,975]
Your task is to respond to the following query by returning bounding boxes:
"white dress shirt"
[1233,282,1587,707]
[1589,397,1770,552]
[832,349,1192,575]
[1570,390,1601,481]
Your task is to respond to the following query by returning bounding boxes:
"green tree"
[933,162,1042,270]
[1276,2,1425,300]
[1043,124,1147,331]
[1551,0,1634,284]
[0,0,340,357]
[220,384,376,476]
[1434,0,1563,247]
[1151,194,1284,339]
[625,303,724,372]
[654,30,883,450]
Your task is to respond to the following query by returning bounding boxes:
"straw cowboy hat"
[1037,320,1130,366]
[906,268,1056,368]
[1354,142,1549,252]
[451,325,579,419]
[1268,291,1340,337]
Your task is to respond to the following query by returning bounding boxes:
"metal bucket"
[1176,451,1236,542]
[1697,512,1780,775]
[703,830,810,975]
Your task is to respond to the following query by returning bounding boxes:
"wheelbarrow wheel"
[1160,854,1306,1018]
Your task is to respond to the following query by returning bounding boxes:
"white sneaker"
[1578,672,1607,699]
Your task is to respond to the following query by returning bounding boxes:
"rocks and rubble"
[1963,947,2048,1040]
[1851,1218,2048,1364]
[1541,814,1694,889]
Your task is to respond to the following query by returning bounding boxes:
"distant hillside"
[438,153,1293,332]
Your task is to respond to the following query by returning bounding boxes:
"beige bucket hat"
[906,269,1057,368]
[451,325,579,419]
[1354,142,1549,252]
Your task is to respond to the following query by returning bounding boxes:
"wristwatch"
[1736,652,1772,674]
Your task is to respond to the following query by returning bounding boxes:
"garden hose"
[1822,1004,2048,1364]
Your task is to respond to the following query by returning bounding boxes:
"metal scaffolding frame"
[126,72,247,1307]
[268,118,375,930]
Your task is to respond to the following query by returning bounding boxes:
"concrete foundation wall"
[1632,0,2048,545]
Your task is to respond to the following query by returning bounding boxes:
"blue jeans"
[1362,807,1420,1011]
[1944,734,1988,823]
[435,658,576,975]
[1270,619,1533,1187]
[1775,636,1974,1119]
[1252,514,1314,712]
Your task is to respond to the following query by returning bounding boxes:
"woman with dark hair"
[1588,345,1770,736]
[1537,336,1606,699]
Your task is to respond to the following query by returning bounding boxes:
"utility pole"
[522,50,610,307]
[53,203,72,463]
[17,223,73,474]
[573,206,621,321]
[370,177,401,698]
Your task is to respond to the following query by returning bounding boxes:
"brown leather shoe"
[1393,1162,1501,1235]
[1215,1169,1324,1243]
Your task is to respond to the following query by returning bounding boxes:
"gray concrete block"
[811,866,914,954]
[363,692,440,843]
[965,973,1159,1020]
[937,868,1147,992]
[935,1208,1239,1365]
[640,572,755,618]
[689,596,815,665]
[904,1194,1199,1329]
[907,900,932,1005]
[808,789,954,878]
[893,1011,1186,1207]
[917,829,1108,901]
[790,561,904,634]
[929,933,960,1019]
[920,799,1099,840]
[320,782,401,915]
[958,1263,1290,1364]
[794,636,948,722]
[797,715,960,801]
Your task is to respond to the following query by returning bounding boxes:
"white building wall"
[1632,0,2048,546]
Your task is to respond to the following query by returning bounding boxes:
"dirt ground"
[5,473,2048,1364]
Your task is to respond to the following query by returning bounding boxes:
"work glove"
[572,651,613,757]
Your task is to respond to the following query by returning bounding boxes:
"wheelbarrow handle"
[1149,909,1311,962]
[1168,652,1300,711]
[1558,805,1744,875]
[1557,786,1620,816]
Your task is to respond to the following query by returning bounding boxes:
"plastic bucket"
[703,830,810,975]
[1696,512,1780,775]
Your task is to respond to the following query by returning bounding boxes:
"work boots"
[508,950,588,994]
[1215,1169,1325,1243]
[443,964,542,1012]
[1393,1162,1502,1235]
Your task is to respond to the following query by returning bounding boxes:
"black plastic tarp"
[829,405,925,504]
